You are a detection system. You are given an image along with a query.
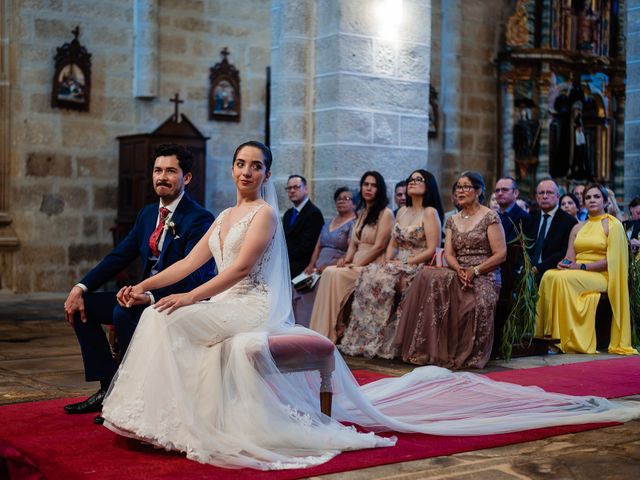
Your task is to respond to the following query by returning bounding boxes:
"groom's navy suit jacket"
[81,193,215,297]
[75,193,215,383]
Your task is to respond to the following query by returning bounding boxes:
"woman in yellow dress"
[536,184,637,355]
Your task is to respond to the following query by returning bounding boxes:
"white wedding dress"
[102,202,640,471]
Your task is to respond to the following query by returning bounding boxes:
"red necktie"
[149,207,170,257]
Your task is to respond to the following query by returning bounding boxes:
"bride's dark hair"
[233,141,273,172]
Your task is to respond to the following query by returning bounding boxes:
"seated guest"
[393,180,407,216]
[624,197,640,254]
[292,187,356,327]
[536,184,638,355]
[560,192,581,221]
[283,174,325,278]
[492,177,530,358]
[488,192,499,212]
[495,176,530,243]
[309,171,393,342]
[572,183,588,221]
[62,144,216,418]
[339,169,443,359]
[395,171,506,369]
[516,198,530,214]
[605,187,625,221]
[526,179,577,281]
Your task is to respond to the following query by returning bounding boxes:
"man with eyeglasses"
[526,179,577,281]
[494,177,530,243]
[283,174,324,277]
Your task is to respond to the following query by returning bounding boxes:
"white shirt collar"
[159,191,185,218]
[541,204,559,220]
[294,196,309,213]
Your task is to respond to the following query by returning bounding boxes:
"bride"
[102,141,639,470]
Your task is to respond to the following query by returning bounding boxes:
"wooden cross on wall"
[170,93,183,121]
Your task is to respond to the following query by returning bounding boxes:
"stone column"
[270,0,432,215]
[624,0,640,203]
[500,77,515,178]
[269,0,317,210]
[0,0,20,290]
[439,0,461,189]
[133,0,159,98]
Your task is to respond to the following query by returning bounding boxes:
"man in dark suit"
[492,177,531,356]
[495,176,530,243]
[283,174,324,278]
[625,196,640,254]
[63,144,216,418]
[526,179,578,281]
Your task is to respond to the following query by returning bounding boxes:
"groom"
[63,144,216,419]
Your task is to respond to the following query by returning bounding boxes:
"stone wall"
[626,0,640,204]
[434,0,508,205]
[2,0,271,292]
[270,0,432,217]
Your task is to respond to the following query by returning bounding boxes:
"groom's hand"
[64,286,86,325]
[117,285,150,308]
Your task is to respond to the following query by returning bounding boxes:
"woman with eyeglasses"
[309,171,393,342]
[536,184,637,355]
[395,171,506,369]
[338,170,443,358]
[292,187,356,327]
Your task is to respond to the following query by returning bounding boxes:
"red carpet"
[1,357,638,480]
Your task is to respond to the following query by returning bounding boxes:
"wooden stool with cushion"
[267,334,335,418]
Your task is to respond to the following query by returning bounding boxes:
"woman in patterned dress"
[395,171,506,369]
[339,169,443,359]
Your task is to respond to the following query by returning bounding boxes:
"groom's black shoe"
[63,389,105,414]
[93,415,104,425]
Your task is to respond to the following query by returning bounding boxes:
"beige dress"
[309,210,391,342]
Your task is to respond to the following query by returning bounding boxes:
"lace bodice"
[209,204,272,296]
[393,222,426,262]
[446,210,500,271]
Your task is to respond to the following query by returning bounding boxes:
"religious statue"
[505,0,530,48]
[576,0,599,55]
[512,98,540,180]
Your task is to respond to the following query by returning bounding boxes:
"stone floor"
[1,292,639,479]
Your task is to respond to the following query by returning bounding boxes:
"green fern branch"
[500,223,538,361]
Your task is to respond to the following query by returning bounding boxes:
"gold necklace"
[461,207,479,219]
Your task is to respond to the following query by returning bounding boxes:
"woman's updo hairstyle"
[233,141,273,172]
[457,171,486,204]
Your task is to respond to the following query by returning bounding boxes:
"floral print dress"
[338,221,427,358]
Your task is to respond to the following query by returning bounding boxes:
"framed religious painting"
[209,47,241,122]
[51,26,92,112]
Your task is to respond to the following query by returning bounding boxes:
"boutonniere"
[164,218,180,239]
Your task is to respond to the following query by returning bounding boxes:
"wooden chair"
[267,334,335,417]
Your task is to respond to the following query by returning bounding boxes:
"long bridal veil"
[248,179,640,466]
[103,171,640,472]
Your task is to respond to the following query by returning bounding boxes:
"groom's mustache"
[156,181,172,188]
